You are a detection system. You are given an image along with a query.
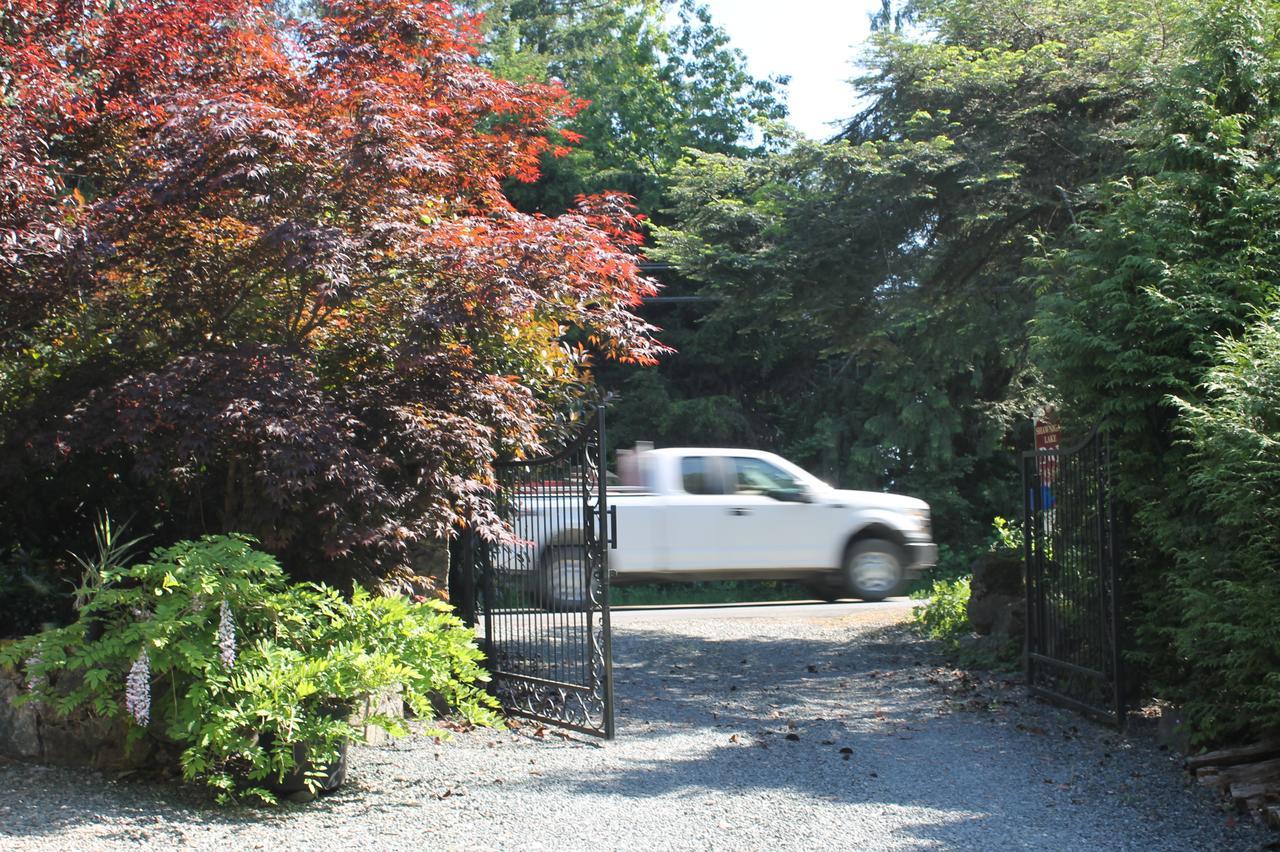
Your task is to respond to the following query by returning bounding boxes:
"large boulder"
[967,552,1025,639]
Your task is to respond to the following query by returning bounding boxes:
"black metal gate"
[1022,429,1125,726]
[456,406,615,738]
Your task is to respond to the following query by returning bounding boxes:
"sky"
[698,0,884,140]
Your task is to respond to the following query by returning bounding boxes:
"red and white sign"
[1034,410,1061,484]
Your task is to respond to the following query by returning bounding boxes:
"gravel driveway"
[0,605,1269,851]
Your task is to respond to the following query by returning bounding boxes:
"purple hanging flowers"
[218,600,237,669]
[125,649,151,727]
[23,651,43,692]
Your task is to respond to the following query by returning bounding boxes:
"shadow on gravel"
[0,762,355,841]
[527,622,1146,850]
[608,624,938,730]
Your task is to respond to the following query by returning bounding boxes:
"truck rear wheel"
[541,545,594,612]
[842,539,906,601]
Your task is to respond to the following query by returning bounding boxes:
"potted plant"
[2,534,497,803]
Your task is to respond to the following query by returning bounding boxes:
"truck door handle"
[728,508,751,517]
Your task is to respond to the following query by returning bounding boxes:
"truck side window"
[731,457,803,496]
[681,457,725,495]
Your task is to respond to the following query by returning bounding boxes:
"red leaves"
[2,0,665,586]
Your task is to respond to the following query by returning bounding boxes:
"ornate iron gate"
[1022,429,1125,726]
[455,407,615,738]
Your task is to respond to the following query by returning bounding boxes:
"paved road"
[610,597,914,624]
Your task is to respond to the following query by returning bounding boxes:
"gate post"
[594,405,616,739]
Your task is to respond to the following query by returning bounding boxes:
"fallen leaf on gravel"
[840,747,853,755]
[729,734,740,743]
[785,733,800,742]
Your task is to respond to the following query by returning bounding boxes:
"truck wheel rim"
[850,553,898,594]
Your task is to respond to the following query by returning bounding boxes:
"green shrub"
[989,515,1023,554]
[911,575,972,650]
[1,535,497,803]
[1154,314,1280,746]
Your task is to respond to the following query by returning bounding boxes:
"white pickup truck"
[510,445,937,610]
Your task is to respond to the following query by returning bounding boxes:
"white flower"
[24,651,43,695]
[218,600,237,669]
[125,649,151,727]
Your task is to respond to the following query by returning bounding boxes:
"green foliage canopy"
[651,0,1190,547]
[471,0,788,214]
[1035,0,1280,744]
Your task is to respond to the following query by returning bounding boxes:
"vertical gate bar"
[481,532,496,676]
[1023,451,1038,690]
[597,405,616,739]
[1094,436,1104,692]
[1103,432,1124,726]
[463,527,478,626]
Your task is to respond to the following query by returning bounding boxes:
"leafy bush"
[0,535,497,803]
[911,575,972,650]
[989,516,1023,554]
[1152,314,1280,746]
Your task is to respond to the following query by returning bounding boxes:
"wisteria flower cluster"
[23,651,43,692]
[125,649,151,727]
[218,600,237,669]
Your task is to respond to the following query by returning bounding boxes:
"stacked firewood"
[1190,740,1280,827]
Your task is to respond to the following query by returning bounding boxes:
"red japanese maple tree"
[0,0,664,589]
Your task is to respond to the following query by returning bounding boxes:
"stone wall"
[966,552,1025,641]
[0,667,171,771]
[1,667,406,767]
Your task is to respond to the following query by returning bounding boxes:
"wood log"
[1206,757,1280,794]
[1228,781,1276,802]
[1196,768,1220,786]
[1186,739,1280,771]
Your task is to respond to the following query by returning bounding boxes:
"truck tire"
[842,539,906,601]
[541,545,594,612]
